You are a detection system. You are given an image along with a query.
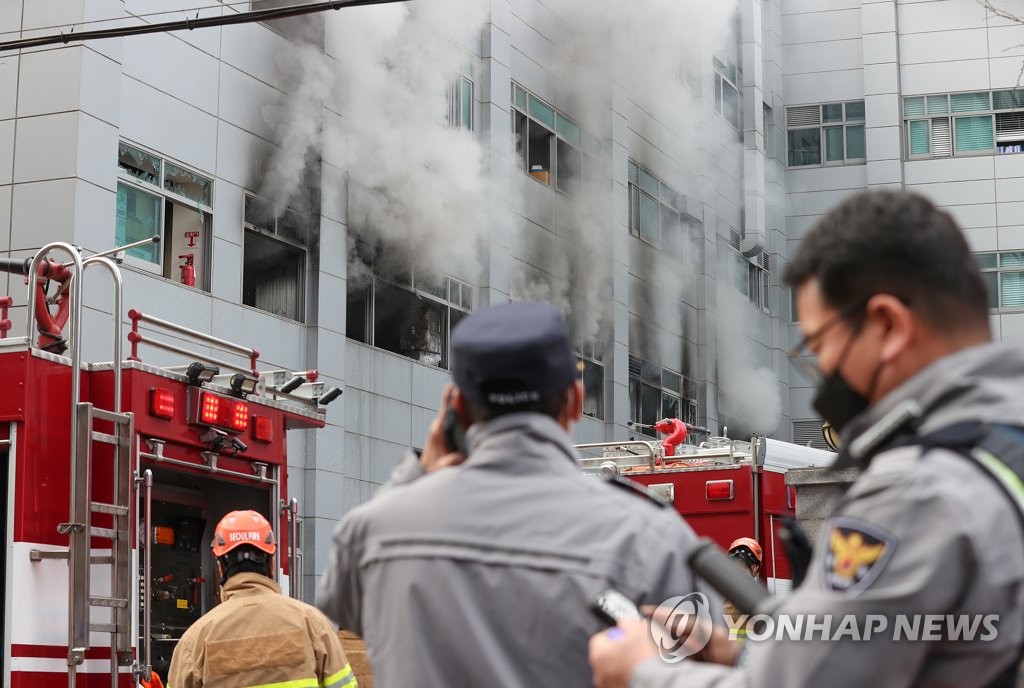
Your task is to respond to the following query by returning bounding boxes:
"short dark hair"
[464,386,568,424]
[784,190,990,333]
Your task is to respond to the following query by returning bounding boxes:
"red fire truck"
[0,241,341,687]
[577,419,835,595]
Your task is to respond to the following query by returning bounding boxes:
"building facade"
[1,0,1022,598]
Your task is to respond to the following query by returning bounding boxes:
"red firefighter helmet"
[728,537,763,565]
[211,510,276,558]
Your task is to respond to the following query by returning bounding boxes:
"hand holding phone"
[443,406,467,454]
[420,385,469,473]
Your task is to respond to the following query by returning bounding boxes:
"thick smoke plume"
[258,0,782,432]
[327,1,490,283]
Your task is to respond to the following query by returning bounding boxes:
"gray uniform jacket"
[633,341,1024,688]
[317,412,714,688]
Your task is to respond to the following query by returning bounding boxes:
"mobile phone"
[590,588,645,627]
[443,406,466,454]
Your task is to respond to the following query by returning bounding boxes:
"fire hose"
[0,256,73,353]
[0,236,159,353]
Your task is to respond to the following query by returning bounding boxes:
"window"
[627,161,703,260]
[628,356,700,442]
[720,237,770,312]
[714,57,742,130]
[116,141,212,290]
[347,244,472,369]
[577,344,604,420]
[511,83,602,193]
[748,251,771,312]
[242,194,309,321]
[901,90,1024,157]
[976,252,1024,309]
[903,93,996,158]
[447,75,474,131]
[786,101,865,167]
[763,103,774,159]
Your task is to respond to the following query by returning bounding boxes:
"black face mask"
[812,369,870,434]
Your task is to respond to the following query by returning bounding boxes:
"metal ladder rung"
[89,622,128,634]
[90,501,129,516]
[90,527,125,540]
[89,596,128,609]
[91,408,132,425]
[91,430,125,446]
[29,549,113,564]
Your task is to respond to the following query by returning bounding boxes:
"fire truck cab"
[0,242,339,687]
[577,425,836,596]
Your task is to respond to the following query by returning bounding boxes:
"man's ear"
[867,294,915,364]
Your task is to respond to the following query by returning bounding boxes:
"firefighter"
[317,300,720,688]
[589,190,1024,687]
[167,510,356,688]
[726,537,761,579]
[723,538,762,642]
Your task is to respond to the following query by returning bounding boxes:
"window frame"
[628,357,700,443]
[901,91,1014,159]
[447,74,474,131]
[627,160,703,260]
[511,82,601,194]
[116,140,214,289]
[785,101,866,169]
[576,350,605,420]
[346,246,474,370]
[242,193,311,322]
[976,251,1024,311]
[713,57,742,131]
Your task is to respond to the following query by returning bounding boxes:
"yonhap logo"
[650,593,713,662]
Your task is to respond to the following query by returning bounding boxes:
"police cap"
[451,301,577,407]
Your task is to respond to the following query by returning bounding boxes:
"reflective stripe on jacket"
[168,572,355,688]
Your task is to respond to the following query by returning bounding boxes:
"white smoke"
[257,0,783,431]
[716,285,782,433]
[259,43,333,213]
[326,1,490,281]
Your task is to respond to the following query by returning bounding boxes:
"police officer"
[589,190,1024,687]
[317,300,717,688]
[168,511,356,688]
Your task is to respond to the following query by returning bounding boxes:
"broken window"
[345,248,473,369]
[242,194,309,321]
[511,83,601,192]
[116,141,212,290]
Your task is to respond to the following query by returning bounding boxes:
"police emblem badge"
[823,517,895,594]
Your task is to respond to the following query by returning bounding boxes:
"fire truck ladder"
[26,244,133,688]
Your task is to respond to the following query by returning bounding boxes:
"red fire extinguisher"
[179,254,195,288]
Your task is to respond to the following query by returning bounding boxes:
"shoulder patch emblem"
[823,517,896,595]
[604,475,670,508]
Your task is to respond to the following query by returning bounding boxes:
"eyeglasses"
[787,300,867,385]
